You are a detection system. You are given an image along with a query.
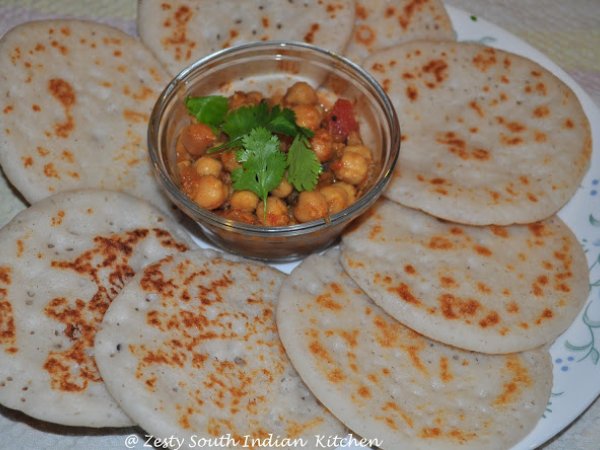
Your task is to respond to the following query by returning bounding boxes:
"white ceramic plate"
[0,4,598,450]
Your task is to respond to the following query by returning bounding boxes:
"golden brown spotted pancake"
[95,249,346,448]
[363,41,591,225]
[0,20,174,214]
[341,199,589,354]
[0,190,194,427]
[277,248,552,450]
[344,0,455,63]
[137,0,356,76]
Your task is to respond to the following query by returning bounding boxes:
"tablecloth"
[0,1,598,449]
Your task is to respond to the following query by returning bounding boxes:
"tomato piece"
[327,99,358,141]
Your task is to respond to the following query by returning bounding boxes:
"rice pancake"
[94,249,346,448]
[344,0,455,63]
[340,199,589,354]
[276,248,552,450]
[0,189,194,427]
[0,20,174,214]
[137,0,356,76]
[364,41,591,225]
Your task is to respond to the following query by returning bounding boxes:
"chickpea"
[319,184,349,214]
[220,150,241,172]
[230,190,259,212]
[346,130,363,146]
[177,160,191,173]
[284,81,318,106]
[333,151,369,185]
[229,90,263,110]
[193,175,228,210]
[257,196,290,226]
[194,156,222,177]
[180,123,216,156]
[271,177,293,198]
[344,144,372,161]
[335,182,357,204]
[292,104,322,132]
[293,191,328,223]
[310,129,334,162]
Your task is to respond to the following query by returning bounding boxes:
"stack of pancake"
[0,1,592,450]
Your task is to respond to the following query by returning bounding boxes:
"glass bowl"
[148,41,400,262]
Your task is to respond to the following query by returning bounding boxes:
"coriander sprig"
[185,95,322,204]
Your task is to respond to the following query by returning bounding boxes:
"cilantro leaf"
[231,127,287,210]
[286,135,322,192]
[222,102,270,139]
[266,106,298,136]
[184,95,228,129]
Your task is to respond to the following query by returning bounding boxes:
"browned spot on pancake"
[533,105,550,118]
[369,224,383,240]
[531,130,547,143]
[309,339,333,363]
[355,24,375,46]
[44,163,60,179]
[489,226,508,239]
[422,59,448,88]
[494,356,532,406]
[535,308,554,325]
[420,427,441,438]
[316,293,342,311]
[304,23,320,44]
[428,236,453,250]
[3,105,13,114]
[506,302,520,314]
[330,282,343,294]
[473,245,492,256]
[477,282,492,294]
[32,104,41,112]
[0,266,17,353]
[439,276,457,288]
[51,210,65,226]
[22,156,33,168]
[50,39,68,55]
[478,311,500,328]
[161,5,196,60]
[504,121,526,133]
[48,78,76,138]
[563,118,574,129]
[430,177,446,185]
[536,82,547,96]
[382,401,413,428]
[472,47,497,72]
[382,78,391,92]
[327,368,345,383]
[355,4,368,19]
[370,62,385,73]
[404,264,416,275]
[439,294,480,320]
[501,135,523,146]
[398,0,428,29]
[357,385,371,398]
[439,356,453,382]
[406,85,419,101]
[123,109,148,123]
[387,282,421,305]
[469,100,484,117]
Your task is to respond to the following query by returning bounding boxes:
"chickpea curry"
[176,82,376,226]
